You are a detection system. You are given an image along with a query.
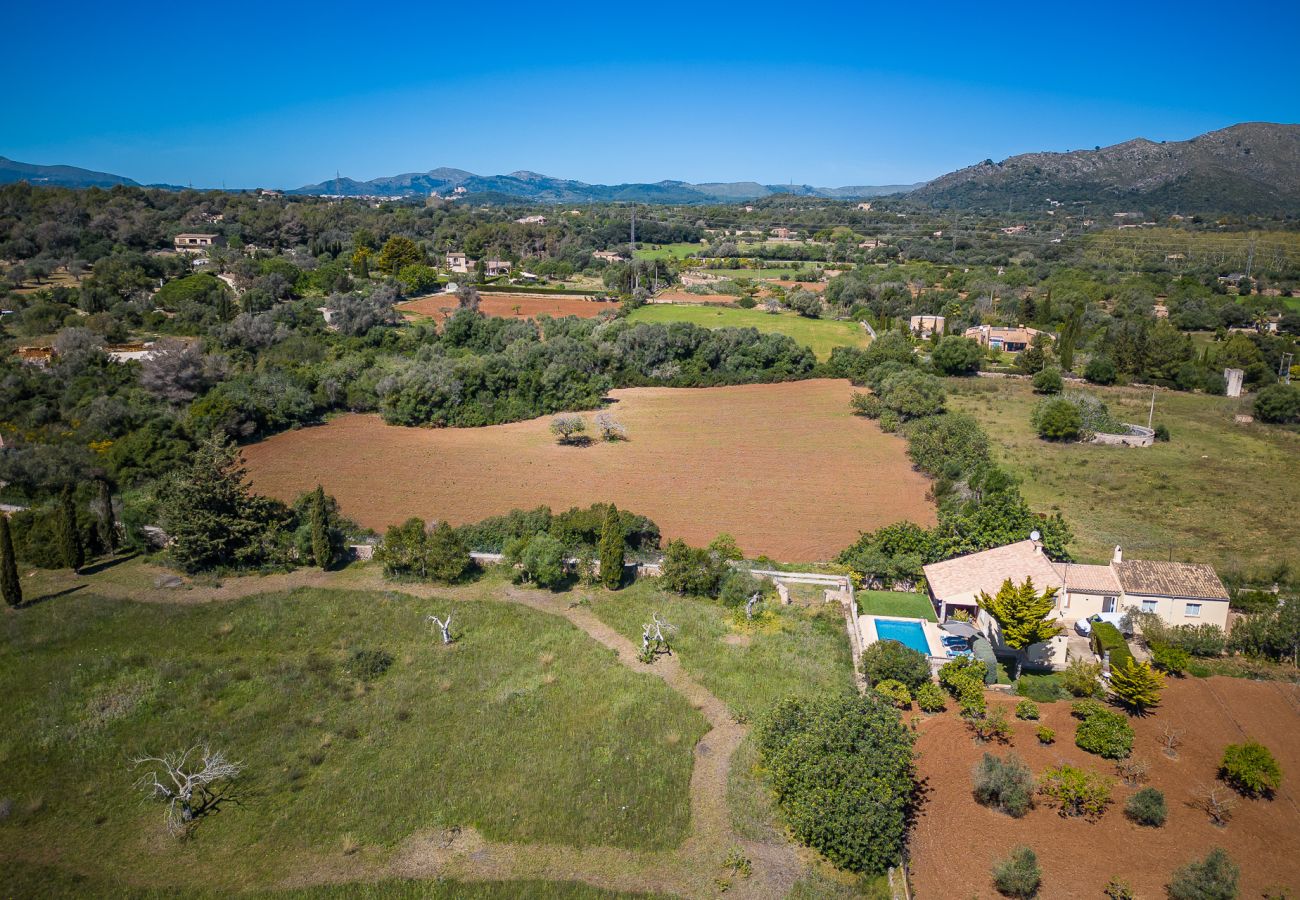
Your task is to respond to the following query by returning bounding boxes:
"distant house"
[963,324,1046,352]
[445,252,469,273]
[484,259,511,277]
[173,233,224,253]
[515,215,547,225]
[856,202,872,211]
[923,540,1230,669]
[593,250,625,264]
[858,239,882,250]
[910,314,945,338]
[999,225,1027,235]
[770,227,796,240]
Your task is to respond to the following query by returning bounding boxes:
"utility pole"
[1147,389,1156,429]
[1281,352,1294,385]
[630,209,638,293]
[1246,236,1256,279]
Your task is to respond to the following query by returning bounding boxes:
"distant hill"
[906,122,1300,214]
[0,156,141,189]
[291,169,920,203]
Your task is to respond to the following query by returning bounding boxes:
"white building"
[445,252,469,274]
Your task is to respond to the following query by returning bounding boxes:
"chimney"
[1113,545,1123,564]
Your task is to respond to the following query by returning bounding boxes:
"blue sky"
[4,0,1297,189]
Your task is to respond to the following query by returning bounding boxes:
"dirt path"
[37,561,804,898]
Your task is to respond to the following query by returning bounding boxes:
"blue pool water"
[873,619,931,655]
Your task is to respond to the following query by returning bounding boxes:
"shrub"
[1154,422,1170,441]
[514,532,569,589]
[757,693,916,875]
[1219,741,1282,797]
[1036,725,1055,744]
[349,648,393,681]
[1104,878,1135,900]
[972,752,1035,817]
[877,369,947,420]
[1070,698,1108,719]
[1038,765,1113,819]
[862,639,931,691]
[660,538,726,597]
[1168,848,1239,900]
[874,679,912,709]
[1074,704,1134,760]
[1108,658,1164,712]
[915,681,946,713]
[1032,367,1063,394]
[849,391,883,419]
[1085,355,1118,385]
[1089,622,1135,670]
[991,847,1041,899]
[425,521,473,583]
[878,409,901,433]
[930,335,983,376]
[939,656,988,697]
[1014,699,1040,720]
[967,706,1012,743]
[1034,397,1082,441]
[1254,383,1300,424]
[1060,659,1102,698]
[1016,673,1068,702]
[1125,786,1167,827]
[1150,642,1191,676]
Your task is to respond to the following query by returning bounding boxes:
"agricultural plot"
[243,380,936,563]
[910,678,1300,898]
[397,292,616,323]
[946,378,1300,574]
[632,243,703,261]
[626,305,869,360]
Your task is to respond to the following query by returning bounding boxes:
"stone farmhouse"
[963,324,1046,353]
[909,314,945,338]
[923,540,1230,668]
[445,251,469,273]
[173,233,224,253]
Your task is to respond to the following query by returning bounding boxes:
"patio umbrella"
[940,621,980,639]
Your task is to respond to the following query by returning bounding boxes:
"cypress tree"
[96,477,118,555]
[58,486,84,572]
[0,514,21,607]
[598,504,625,590]
[310,485,332,569]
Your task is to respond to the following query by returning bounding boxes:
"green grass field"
[627,304,870,360]
[857,591,937,622]
[947,377,1300,575]
[0,587,707,892]
[693,267,803,280]
[632,243,703,261]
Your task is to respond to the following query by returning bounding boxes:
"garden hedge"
[1089,622,1134,669]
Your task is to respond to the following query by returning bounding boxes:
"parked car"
[1074,612,1131,637]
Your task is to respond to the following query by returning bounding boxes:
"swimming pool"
[873,618,932,656]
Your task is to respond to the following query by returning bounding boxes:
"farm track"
[39,562,804,899]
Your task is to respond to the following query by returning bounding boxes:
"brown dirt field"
[242,379,936,562]
[768,280,826,293]
[397,292,618,323]
[910,678,1300,899]
[652,291,736,305]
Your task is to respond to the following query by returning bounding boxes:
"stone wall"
[1090,424,1155,448]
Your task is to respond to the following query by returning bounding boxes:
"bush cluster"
[1125,786,1167,827]
[1072,701,1134,759]
[1037,764,1113,819]
[1219,741,1282,797]
[862,640,932,691]
[972,752,1035,817]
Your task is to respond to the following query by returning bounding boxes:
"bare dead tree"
[1160,723,1184,759]
[428,614,454,645]
[744,592,761,621]
[134,746,243,835]
[639,613,676,663]
[1189,782,1237,827]
[1115,757,1150,787]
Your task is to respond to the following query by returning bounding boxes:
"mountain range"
[4,122,1298,213]
[909,122,1300,214]
[288,169,919,202]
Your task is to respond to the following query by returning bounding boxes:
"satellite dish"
[1029,530,1042,543]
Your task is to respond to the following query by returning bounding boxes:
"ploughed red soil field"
[910,677,1300,898]
[241,379,936,562]
[397,292,617,322]
[768,280,826,292]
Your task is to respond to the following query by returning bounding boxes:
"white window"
[1185,603,1202,617]
[1140,600,1158,614]
[1102,596,1117,613]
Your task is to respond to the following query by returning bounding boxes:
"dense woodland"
[1,183,1298,577]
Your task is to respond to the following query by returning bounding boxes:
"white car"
[1074,612,1130,637]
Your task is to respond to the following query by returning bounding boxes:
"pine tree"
[310,485,332,569]
[977,577,1063,679]
[1109,658,1165,712]
[96,477,118,555]
[0,514,22,607]
[598,504,625,590]
[58,486,84,572]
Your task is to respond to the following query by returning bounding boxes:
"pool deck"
[858,614,948,658]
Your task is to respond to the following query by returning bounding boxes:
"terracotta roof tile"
[1113,560,1228,600]
[1063,564,1121,594]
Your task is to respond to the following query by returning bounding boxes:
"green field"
[627,304,870,359]
[694,267,804,280]
[0,587,707,892]
[857,591,938,622]
[632,243,704,261]
[947,377,1300,576]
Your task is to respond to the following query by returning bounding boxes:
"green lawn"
[632,242,703,261]
[627,304,870,360]
[946,377,1300,575]
[856,590,937,622]
[0,588,707,892]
